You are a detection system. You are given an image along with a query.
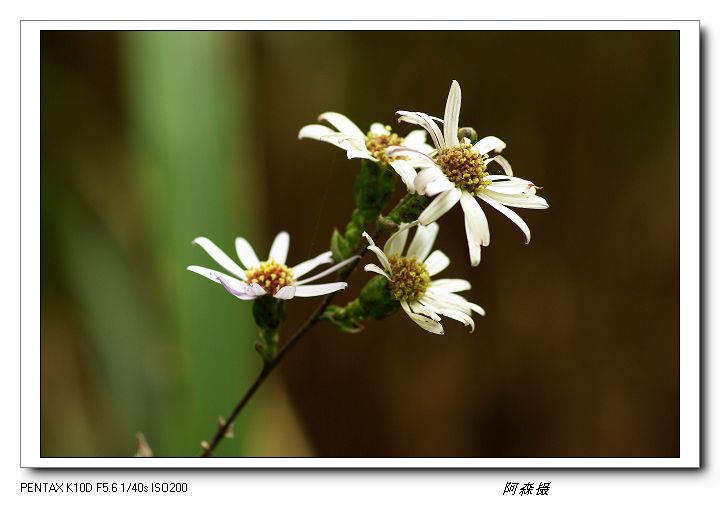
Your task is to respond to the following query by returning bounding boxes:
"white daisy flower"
[298,112,434,193]
[188,231,355,300]
[390,80,549,266]
[362,224,485,335]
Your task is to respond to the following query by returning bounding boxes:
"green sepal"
[322,304,365,334]
[354,159,396,223]
[331,228,353,262]
[386,193,430,225]
[359,275,400,320]
[252,296,285,364]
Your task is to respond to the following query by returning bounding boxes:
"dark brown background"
[41,30,679,457]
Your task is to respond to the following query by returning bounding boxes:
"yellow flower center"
[388,255,431,301]
[435,142,490,194]
[365,126,406,164]
[245,259,295,295]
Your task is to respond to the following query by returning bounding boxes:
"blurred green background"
[40,30,679,458]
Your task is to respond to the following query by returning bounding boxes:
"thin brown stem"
[199,241,371,457]
[197,191,427,457]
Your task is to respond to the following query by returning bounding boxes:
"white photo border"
[20,20,700,468]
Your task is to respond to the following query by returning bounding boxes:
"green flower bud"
[458,126,478,144]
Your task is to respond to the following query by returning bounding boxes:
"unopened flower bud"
[458,126,478,144]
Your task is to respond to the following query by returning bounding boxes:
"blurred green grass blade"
[53,199,151,456]
[121,31,262,456]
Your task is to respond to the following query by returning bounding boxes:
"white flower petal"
[478,195,531,243]
[293,282,348,297]
[443,80,461,148]
[368,246,392,272]
[409,300,441,321]
[438,307,476,332]
[466,237,481,267]
[421,295,476,331]
[268,231,290,264]
[383,226,409,257]
[295,255,359,285]
[460,191,490,246]
[474,135,506,155]
[386,146,437,167]
[192,237,246,278]
[362,231,377,247]
[459,191,489,266]
[389,160,417,193]
[318,112,365,140]
[407,222,440,261]
[482,189,549,209]
[396,111,445,149]
[292,251,333,277]
[370,122,386,135]
[403,129,428,149]
[414,166,447,196]
[486,175,536,194]
[424,250,450,276]
[400,300,444,335]
[430,278,472,293]
[425,288,486,316]
[363,231,392,272]
[274,285,297,300]
[187,265,241,286]
[364,263,391,280]
[346,149,376,161]
[216,275,266,300]
[425,177,455,196]
[235,237,260,269]
[418,187,462,225]
[486,154,513,176]
[298,124,347,148]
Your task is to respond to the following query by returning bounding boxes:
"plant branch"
[199,234,370,457]
[198,192,427,457]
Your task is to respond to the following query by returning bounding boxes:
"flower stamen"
[388,255,430,301]
[246,260,295,295]
[436,142,490,194]
[365,126,406,164]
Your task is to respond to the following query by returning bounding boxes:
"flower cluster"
[299,80,547,334]
[189,80,547,341]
